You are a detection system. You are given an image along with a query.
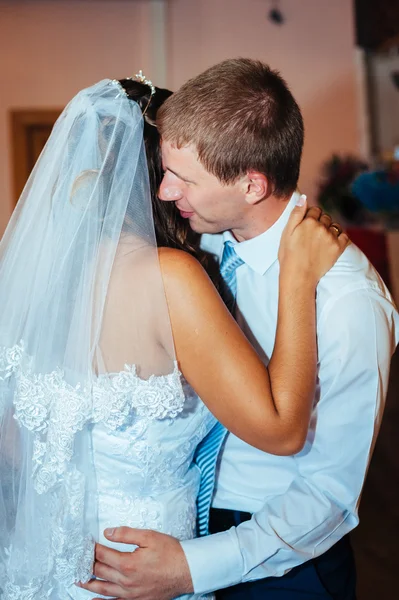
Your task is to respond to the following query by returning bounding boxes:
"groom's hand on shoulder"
[77,527,193,600]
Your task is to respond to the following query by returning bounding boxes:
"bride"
[0,76,347,599]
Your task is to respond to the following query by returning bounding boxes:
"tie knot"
[219,241,244,313]
[220,241,244,279]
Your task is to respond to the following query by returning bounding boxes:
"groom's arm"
[81,288,397,599]
[181,287,396,594]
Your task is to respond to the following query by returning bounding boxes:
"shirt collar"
[222,191,300,275]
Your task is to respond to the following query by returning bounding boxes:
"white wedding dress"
[0,80,217,600]
[66,368,216,600]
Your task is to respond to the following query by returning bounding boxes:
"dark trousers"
[209,508,357,600]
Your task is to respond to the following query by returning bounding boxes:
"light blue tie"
[193,241,244,536]
[194,421,227,536]
[219,240,244,313]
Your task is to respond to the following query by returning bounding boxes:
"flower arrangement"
[317,154,370,225]
[317,153,399,229]
[351,164,399,228]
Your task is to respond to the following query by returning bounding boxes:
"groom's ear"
[243,171,271,205]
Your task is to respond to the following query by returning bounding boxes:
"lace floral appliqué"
[0,342,185,494]
[0,341,186,598]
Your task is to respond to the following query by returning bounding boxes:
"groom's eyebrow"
[165,166,196,185]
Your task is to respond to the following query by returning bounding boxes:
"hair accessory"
[110,79,128,99]
[110,71,156,116]
[131,70,156,97]
[130,70,156,116]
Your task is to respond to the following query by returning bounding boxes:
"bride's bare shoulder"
[157,248,228,333]
[158,247,213,297]
[158,247,207,280]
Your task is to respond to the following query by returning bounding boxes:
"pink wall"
[0,0,360,235]
[167,0,360,203]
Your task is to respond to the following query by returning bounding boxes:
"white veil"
[0,80,181,597]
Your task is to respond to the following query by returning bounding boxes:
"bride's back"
[97,239,175,379]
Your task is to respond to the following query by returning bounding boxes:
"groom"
[81,59,399,599]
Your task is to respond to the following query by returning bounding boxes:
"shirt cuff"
[180,529,243,595]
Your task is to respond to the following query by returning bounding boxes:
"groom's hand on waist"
[77,527,193,600]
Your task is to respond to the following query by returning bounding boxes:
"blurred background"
[0,1,398,597]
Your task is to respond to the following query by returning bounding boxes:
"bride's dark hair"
[118,79,201,258]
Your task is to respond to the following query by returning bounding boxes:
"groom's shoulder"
[317,242,393,305]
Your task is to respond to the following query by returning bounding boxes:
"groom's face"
[159,141,247,234]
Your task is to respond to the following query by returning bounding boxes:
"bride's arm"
[160,204,348,456]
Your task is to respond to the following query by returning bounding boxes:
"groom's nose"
[158,179,183,202]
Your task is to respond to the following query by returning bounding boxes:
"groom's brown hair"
[157,58,304,198]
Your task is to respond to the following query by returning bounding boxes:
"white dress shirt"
[181,192,399,594]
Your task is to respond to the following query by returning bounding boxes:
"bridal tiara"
[131,70,156,97]
[111,70,156,116]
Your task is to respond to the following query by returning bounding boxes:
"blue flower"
[351,171,399,213]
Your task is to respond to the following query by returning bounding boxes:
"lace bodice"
[0,343,216,600]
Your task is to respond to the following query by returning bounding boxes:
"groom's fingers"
[95,543,133,571]
[93,560,128,586]
[104,526,152,546]
[78,577,124,597]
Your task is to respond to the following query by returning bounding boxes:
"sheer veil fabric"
[0,80,181,596]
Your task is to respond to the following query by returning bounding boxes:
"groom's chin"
[188,219,225,235]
